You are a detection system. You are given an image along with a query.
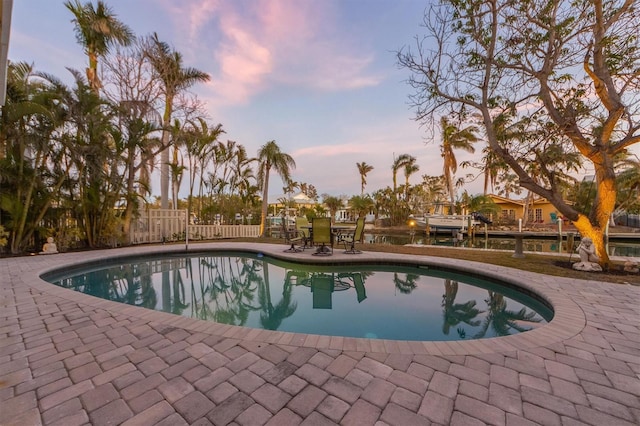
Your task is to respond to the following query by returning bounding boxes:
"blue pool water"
[44,252,553,341]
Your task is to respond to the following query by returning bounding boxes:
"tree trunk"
[122,156,137,239]
[160,96,173,209]
[160,129,170,209]
[171,146,180,210]
[259,168,270,237]
[572,214,610,268]
[87,51,100,93]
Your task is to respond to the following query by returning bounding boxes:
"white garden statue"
[39,237,59,255]
[573,237,602,272]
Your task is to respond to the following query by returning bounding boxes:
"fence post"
[185,209,189,251]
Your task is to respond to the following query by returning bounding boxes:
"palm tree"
[117,109,162,236]
[371,188,393,221]
[0,62,68,253]
[440,117,478,211]
[479,146,506,195]
[322,195,343,224]
[257,141,296,237]
[181,118,225,218]
[403,157,419,201]
[349,195,374,220]
[496,173,522,199]
[420,175,447,206]
[356,162,374,195]
[391,153,413,193]
[229,146,257,221]
[387,154,415,224]
[143,33,210,209]
[42,68,123,248]
[481,113,514,194]
[65,0,134,93]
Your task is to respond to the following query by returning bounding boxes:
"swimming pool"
[44,251,553,341]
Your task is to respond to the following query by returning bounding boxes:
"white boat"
[408,209,492,234]
[409,214,477,233]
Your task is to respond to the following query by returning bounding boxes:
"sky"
[10,0,632,202]
[10,0,466,201]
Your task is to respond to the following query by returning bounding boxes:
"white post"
[184,209,189,251]
[558,219,563,253]
[484,223,488,249]
[518,218,522,233]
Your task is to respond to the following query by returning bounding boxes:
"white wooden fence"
[130,209,260,244]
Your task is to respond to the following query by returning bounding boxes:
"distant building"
[267,192,317,216]
[487,194,563,226]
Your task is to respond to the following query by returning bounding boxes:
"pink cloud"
[154,0,221,41]
[293,144,365,158]
[157,0,381,105]
[213,11,274,102]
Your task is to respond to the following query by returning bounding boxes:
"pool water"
[46,252,552,341]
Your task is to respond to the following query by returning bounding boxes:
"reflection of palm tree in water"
[188,257,218,321]
[199,256,262,325]
[138,263,157,309]
[103,263,157,310]
[159,259,190,316]
[393,272,420,294]
[171,267,189,315]
[473,291,542,338]
[258,261,297,330]
[161,259,189,315]
[441,280,483,337]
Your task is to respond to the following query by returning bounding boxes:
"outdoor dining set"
[282,216,366,255]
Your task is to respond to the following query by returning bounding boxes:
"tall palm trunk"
[260,166,270,237]
[160,96,172,209]
[87,51,100,93]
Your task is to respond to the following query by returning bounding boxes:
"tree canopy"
[397,0,640,265]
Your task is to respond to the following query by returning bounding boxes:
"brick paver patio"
[1,242,638,425]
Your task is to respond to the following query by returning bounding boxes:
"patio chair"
[295,217,311,250]
[311,217,333,256]
[282,220,303,253]
[337,216,365,254]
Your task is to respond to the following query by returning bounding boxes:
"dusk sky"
[9,0,621,201]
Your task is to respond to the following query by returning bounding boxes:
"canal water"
[364,233,640,258]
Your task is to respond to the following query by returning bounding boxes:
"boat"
[408,206,492,234]
[409,214,477,233]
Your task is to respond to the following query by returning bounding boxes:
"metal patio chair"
[282,220,303,253]
[336,217,365,254]
[311,217,333,256]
